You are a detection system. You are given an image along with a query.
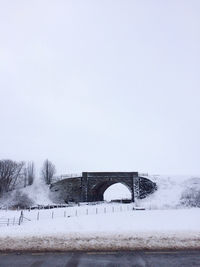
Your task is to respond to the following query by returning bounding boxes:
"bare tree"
[24,162,35,187]
[0,159,25,196]
[41,159,56,185]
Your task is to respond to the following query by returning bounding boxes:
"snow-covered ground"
[0,206,200,251]
[1,206,200,235]
[0,175,200,251]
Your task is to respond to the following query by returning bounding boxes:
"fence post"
[13,217,15,225]
[96,208,98,214]
[64,211,66,218]
[75,210,77,216]
[104,207,106,213]
[86,209,88,215]
[7,219,9,226]
[18,211,23,225]
[37,211,39,221]
[120,206,122,212]
[52,211,54,219]
[112,207,114,213]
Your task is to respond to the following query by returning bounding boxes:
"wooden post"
[52,211,54,219]
[37,211,39,221]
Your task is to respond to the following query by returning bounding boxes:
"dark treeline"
[0,159,56,198]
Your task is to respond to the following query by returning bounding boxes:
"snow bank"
[0,232,200,252]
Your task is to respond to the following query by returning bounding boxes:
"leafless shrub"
[10,190,34,209]
[0,159,25,196]
[180,188,200,208]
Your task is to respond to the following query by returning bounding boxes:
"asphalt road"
[0,250,200,267]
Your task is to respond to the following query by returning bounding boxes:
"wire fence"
[23,203,135,222]
[0,200,132,211]
[0,217,19,226]
[0,202,137,226]
[0,211,31,227]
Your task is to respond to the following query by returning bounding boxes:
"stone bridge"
[50,172,157,203]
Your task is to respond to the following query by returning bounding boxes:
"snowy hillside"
[22,179,52,205]
[104,175,200,209]
[0,179,52,208]
[136,175,200,209]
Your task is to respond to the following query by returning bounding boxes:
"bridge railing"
[138,173,148,177]
[52,173,82,183]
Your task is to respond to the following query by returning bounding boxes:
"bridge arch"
[89,181,132,202]
[83,172,136,202]
[103,183,132,202]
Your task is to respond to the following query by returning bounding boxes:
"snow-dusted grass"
[0,204,200,251]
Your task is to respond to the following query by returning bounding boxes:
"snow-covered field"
[0,175,200,251]
[0,205,200,251]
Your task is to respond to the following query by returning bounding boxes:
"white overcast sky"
[0,0,200,175]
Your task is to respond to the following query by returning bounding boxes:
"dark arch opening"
[89,181,132,202]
